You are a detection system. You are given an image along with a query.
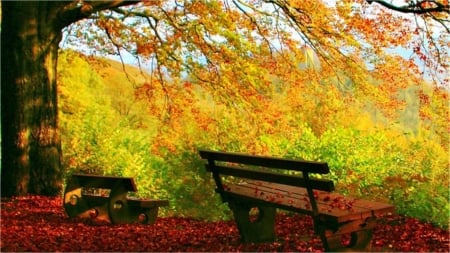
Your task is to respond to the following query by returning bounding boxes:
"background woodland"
[58,49,449,228]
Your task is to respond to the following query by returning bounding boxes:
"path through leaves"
[1,196,448,252]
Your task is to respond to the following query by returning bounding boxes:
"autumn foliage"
[1,1,448,251]
[57,48,449,229]
[51,0,450,234]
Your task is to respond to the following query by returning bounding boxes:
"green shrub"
[58,50,448,228]
[285,125,449,228]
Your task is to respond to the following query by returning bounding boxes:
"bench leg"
[82,202,111,223]
[108,184,131,224]
[64,178,90,217]
[320,218,376,252]
[323,229,373,252]
[349,229,373,250]
[143,207,159,224]
[228,202,276,243]
[128,206,160,224]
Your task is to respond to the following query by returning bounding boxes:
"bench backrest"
[70,173,138,192]
[199,150,335,218]
[199,150,335,192]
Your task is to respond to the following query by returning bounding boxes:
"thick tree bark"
[1,2,64,196]
[1,1,141,197]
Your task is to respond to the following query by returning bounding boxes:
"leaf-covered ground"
[1,196,448,252]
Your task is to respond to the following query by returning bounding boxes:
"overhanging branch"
[58,0,141,28]
[367,0,450,14]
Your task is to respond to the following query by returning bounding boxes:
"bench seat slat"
[267,185,395,223]
[80,194,109,207]
[81,195,168,208]
[200,150,329,174]
[222,181,394,223]
[206,164,335,192]
[71,173,137,192]
[221,189,315,216]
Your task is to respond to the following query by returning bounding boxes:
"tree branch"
[57,0,141,28]
[367,0,450,14]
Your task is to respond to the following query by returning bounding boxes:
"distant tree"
[1,0,448,197]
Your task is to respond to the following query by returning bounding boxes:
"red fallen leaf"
[333,197,342,202]
[1,196,449,252]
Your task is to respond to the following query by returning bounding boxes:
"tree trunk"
[1,2,64,196]
[1,1,142,197]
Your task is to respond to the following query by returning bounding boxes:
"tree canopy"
[1,0,448,197]
[63,0,449,90]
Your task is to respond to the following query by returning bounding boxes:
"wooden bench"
[199,150,395,252]
[63,173,168,224]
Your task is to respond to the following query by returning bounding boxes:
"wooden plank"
[220,189,315,217]
[221,181,394,223]
[263,183,395,223]
[223,183,313,213]
[199,150,329,174]
[81,194,109,206]
[71,173,137,192]
[206,164,335,192]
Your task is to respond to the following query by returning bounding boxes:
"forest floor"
[0,196,448,252]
